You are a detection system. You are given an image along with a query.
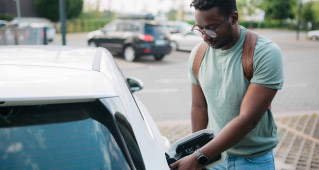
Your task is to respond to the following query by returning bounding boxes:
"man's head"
[190,0,239,49]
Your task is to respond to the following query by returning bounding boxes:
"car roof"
[0,46,119,106]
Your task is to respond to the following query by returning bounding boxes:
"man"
[170,0,284,170]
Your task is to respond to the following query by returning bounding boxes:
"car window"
[104,22,117,32]
[144,24,168,35]
[101,98,146,170]
[117,23,133,32]
[185,31,196,36]
[0,101,132,170]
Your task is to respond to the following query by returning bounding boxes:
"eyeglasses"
[191,16,229,38]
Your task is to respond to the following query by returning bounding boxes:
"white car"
[0,46,224,169]
[161,21,192,34]
[307,30,319,40]
[0,20,7,28]
[170,30,203,51]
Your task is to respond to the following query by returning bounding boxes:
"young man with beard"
[170,0,284,170]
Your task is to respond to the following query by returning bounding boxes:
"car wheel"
[154,54,165,61]
[170,41,178,51]
[311,36,319,41]
[88,40,97,47]
[124,46,137,62]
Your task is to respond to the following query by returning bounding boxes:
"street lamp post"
[59,0,67,45]
[296,0,302,40]
[15,0,21,18]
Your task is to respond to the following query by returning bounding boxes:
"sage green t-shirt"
[188,26,284,158]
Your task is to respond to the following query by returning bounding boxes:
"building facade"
[0,0,38,17]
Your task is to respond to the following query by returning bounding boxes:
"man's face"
[195,7,233,49]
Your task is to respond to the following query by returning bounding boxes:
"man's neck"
[221,26,241,50]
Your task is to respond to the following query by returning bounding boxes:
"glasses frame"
[191,16,230,38]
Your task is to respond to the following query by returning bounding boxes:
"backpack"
[193,30,258,83]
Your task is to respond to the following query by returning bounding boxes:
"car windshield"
[0,101,131,170]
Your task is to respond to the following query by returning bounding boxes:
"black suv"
[87,19,172,62]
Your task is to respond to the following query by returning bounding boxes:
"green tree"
[167,9,178,21]
[314,2,319,21]
[35,0,83,22]
[302,2,315,23]
[258,0,297,26]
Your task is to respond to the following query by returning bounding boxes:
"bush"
[0,14,14,21]
[56,18,112,33]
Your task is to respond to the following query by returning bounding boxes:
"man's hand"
[170,154,202,170]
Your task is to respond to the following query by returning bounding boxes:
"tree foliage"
[302,2,315,23]
[314,2,319,21]
[258,0,296,20]
[167,9,178,21]
[35,0,83,22]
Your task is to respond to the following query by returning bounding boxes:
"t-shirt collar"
[214,26,246,55]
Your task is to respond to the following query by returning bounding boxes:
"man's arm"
[200,83,277,159]
[191,84,208,133]
[170,83,277,170]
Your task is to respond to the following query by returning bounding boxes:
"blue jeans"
[209,150,275,170]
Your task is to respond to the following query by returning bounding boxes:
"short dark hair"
[190,0,237,16]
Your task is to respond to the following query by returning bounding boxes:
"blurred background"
[0,0,318,37]
[0,0,318,122]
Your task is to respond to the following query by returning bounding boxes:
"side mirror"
[126,77,143,93]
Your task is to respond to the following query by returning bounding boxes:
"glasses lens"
[205,30,217,38]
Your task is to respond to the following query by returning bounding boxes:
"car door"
[95,21,117,51]
[107,22,136,54]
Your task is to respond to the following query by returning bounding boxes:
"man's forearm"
[199,114,259,159]
[191,106,208,133]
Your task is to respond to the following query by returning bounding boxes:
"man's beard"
[207,25,234,49]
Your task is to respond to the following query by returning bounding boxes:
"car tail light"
[138,34,154,42]
[144,48,151,53]
[166,35,171,41]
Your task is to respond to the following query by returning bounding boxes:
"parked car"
[9,17,56,42]
[0,20,7,28]
[170,30,203,51]
[87,19,171,62]
[307,30,319,40]
[161,21,192,34]
[0,46,225,169]
[0,46,172,169]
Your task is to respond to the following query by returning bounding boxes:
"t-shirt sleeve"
[188,43,202,85]
[250,42,284,90]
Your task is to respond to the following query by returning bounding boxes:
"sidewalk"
[157,113,319,170]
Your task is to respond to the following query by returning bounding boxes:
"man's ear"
[230,11,239,25]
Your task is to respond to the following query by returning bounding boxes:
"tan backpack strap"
[193,42,209,83]
[242,31,271,109]
[242,30,258,81]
